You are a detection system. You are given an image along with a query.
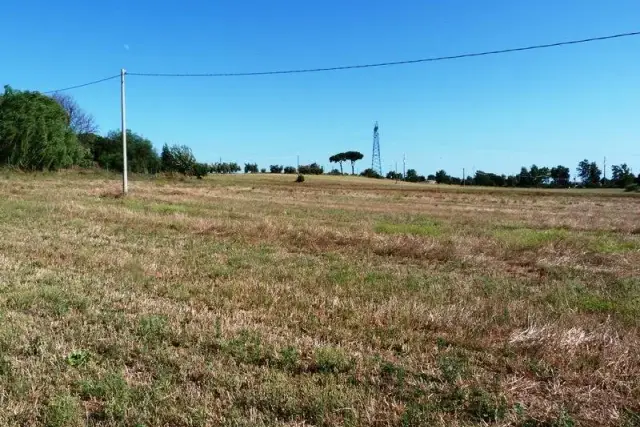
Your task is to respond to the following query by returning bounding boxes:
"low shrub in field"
[296,174,305,183]
[624,183,639,192]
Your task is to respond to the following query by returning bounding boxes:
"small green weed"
[65,350,90,367]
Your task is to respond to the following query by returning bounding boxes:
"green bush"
[0,86,84,170]
[624,183,639,192]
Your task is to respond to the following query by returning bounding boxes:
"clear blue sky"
[3,0,640,177]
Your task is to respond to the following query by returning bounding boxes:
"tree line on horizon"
[1,86,638,191]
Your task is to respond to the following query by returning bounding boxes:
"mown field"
[0,171,639,427]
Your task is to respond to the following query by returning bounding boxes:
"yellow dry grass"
[0,171,638,426]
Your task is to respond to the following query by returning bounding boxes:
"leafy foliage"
[329,152,347,174]
[84,131,159,173]
[269,165,283,173]
[386,171,403,180]
[244,163,258,173]
[343,151,364,175]
[161,144,196,175]
[192,162,209,179]
[360,168,382,178]
[0,86,86,170]
[298,163,323,175]
[283,166,297,174]
[210,162,240,174]
[405,169,426,183]
[577,159,602,187]
[612,163,635,188]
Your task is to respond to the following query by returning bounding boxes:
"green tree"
[244,163,258,173]
[517,167,532,187]
[269,165,284,173]
[474,171,493,186]
[0,85,85,170]
[405,169,425,182]
[611,164,634,188]
[298,163,323,175]
[577,159,601,186]
[101,131,160,173]
[343,151,364,175]
[435,169,451,184]
[160,143,175,172]
[386,171,402,180]
[283,166,297,174]
[550,165,570,187]
[211,162,240,174]
[329,153,347,174]
[192,163,209,179]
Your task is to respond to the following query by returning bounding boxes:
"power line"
[128,30,640,78]
[42,74,121,94]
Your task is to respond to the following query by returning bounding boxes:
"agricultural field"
[0,171,639,426]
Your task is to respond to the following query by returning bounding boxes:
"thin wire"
[128,30,640,77]
[42,74,121,94]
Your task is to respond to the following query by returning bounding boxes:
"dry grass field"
[0,171,639,426]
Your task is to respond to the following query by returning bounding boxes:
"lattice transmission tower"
[372,122,382,176]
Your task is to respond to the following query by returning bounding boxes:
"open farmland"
[0,172,639,426]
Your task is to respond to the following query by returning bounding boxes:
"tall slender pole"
[463,168,465,186]
[403,153,406,179]
[121,69,128,195]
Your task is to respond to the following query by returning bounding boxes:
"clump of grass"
[79,372,132,421]
[43,394,81,427]
[0,353,11,377]
[7,285,87,317]
[589,234,640,253]
[437,352,468,384]
[276,345,300,371]
[466,387,508,422]
[313,346,353,374]
[137,315,168,343]
[223,329,271,366]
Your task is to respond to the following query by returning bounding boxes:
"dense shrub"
[283,166,297,174]
[298,163,323,175]
[0,86,86,170]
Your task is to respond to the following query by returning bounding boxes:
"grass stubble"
[0,171,639,426]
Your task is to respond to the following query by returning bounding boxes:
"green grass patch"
[6,284,88,317]
[43,394,81,427]
[314,346,353,374]
[122,198,193,215]
[493,227,569,250]
[78,373,132,421]
[589,234,640,253]
[375,220,441,237]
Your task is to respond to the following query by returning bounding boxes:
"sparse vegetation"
[0,172,638,426]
